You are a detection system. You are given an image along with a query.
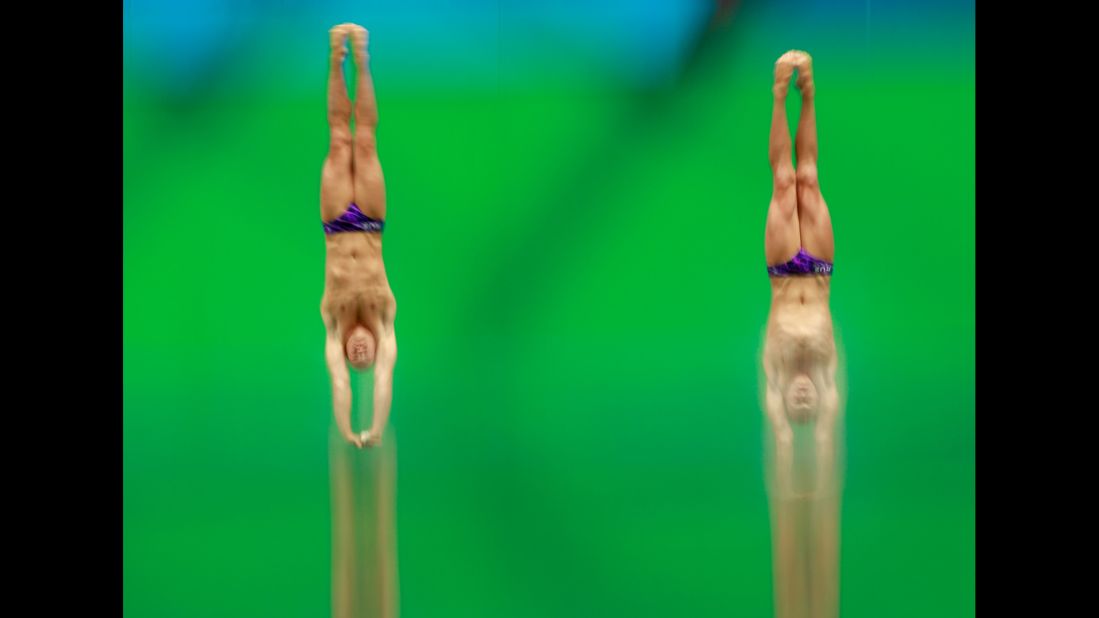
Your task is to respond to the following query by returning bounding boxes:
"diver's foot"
[348,24,369,65]
[773,53,796,99]
[792,51,814,98]
[330,23,352,63]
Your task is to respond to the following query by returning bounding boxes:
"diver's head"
[783,373,819,424]
[345,325,376,370]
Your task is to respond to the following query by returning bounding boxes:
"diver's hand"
[343,431,365,449]
[361,429,383,448]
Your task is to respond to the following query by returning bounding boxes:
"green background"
[124,1,974,616]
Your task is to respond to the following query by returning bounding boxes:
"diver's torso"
[322,233,394,331]
[765,276,835,372]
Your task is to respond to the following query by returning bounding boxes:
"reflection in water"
[765,419,843,618]
[330,424,399,618]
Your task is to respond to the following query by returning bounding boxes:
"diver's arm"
[814,354,841,494]
[364,323,397,447]
[815,353,840,443]
[765,383,796,499]
[326,328,364,448]
[764,349,793,445]
[766,384,793,447]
